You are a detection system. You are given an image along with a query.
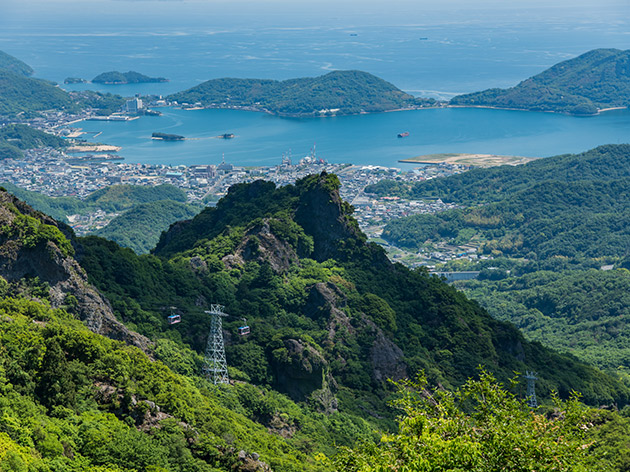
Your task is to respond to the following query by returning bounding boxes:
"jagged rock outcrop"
[235,219,299,272]
[0,190,150,351]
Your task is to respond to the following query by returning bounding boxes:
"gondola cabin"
[237,325,250,336]
[167,314,181,325]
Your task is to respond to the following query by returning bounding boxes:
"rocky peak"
[0,190,150,351]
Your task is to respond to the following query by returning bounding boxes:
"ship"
[397,131,410,138]
[218,133,235,139]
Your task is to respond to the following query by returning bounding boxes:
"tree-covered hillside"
[168,70,436,116]
[0,182,189,225]
[74,173,630,409]
[375,144,630,381]
[0,124,68,150]
[95,200,201,254]
[366,144,630,203]
[0,49,33,76]
[0,69,79,116]
[450,48,630,114]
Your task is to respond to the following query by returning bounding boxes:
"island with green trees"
[450,48,630,115]
[92,70,169,84]
[168,70,438,116]
[152,132,185,141]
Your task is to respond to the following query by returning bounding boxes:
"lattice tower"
[524,371,538,408]
[203,304,229,385]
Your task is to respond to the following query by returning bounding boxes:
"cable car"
[237,319,250,336]
[167,314,181,325]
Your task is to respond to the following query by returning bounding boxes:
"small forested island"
[64,77,87,84]
[450,48,630,115]
[92,70,169,84]
[168,70,438,116]
[152,132,185,141]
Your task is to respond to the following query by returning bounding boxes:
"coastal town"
[1,96,474,268]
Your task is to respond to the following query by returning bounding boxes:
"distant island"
[450,48,630,115]
[167,70,438,117]
[152,132,184,141]
[92,71,169,85]
[64,77,87,84]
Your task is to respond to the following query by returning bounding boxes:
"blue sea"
[1,0,629,166]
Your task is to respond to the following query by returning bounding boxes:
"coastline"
[448,104,629,116]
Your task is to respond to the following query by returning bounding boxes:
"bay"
[77,107,630,167]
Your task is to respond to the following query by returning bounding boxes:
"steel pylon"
[203,304,229,385]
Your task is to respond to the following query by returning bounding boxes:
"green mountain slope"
[0,124,68,150]
[0,69,79,116]
[366,144,630,203]
[382,178,630,259]
[0,187,380,471]
[168,70,435,116]
[95,200,201,254]
[75,174,630,408]
[464,269,630,371]
[450,48,630,114]
[0,49,33,76]
[0,183,189,223]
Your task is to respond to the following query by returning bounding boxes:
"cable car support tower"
[524,371,538,408]
[204,304,229,385]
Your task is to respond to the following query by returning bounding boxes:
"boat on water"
[218,133,235,139]
[397,131,410,138]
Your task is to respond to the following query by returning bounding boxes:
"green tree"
[331,371,593,472]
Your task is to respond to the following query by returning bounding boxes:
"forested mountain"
[0,183,188,223]
[450,48,630,114]
[168,70,435,116]
[76,173,629,407]
[464,269,630,372]
[95,200,200,254]
[382,178,630,259]
[367,144,630,203]
[377,144,630,381]
[1,176,630,470]
[0,49,33,76]
[0,69,79,116]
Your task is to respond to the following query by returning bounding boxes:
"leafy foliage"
[451,48,630,114]
[330,371,613,472]
[168,70,435,116]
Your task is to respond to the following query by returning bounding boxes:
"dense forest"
[92,71,169,84]
[0,173,629,470]
[450,48,630,114]
[376,144,630,388]
[168,70,436,116]
[75,174,630,407]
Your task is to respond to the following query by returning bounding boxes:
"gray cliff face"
[0,191,150,351]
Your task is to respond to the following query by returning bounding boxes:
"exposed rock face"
[0,191,150,351]
[370,327,408,383]
[235,220,298,272]
[294,172,365,262]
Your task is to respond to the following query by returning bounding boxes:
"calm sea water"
[1,1,629,166]
[77,107,630,167]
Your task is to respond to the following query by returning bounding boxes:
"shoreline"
[447,104,629,116]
